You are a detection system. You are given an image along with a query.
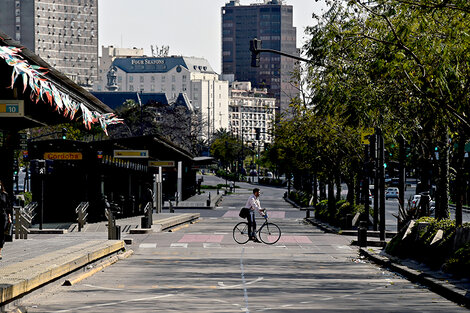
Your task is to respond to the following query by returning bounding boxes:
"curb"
[63,249,134,286]
[0,240,124,306]
[359,248,470,308]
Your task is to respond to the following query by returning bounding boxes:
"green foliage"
[288,190,310,207]
[443,243,470,277]
[258,177,283,187]
[386,218,470,277]
[215,169,244,182]
[210,130,243,168]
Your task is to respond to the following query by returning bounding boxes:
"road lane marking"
[52,294,174,312]
[217,277,264,289]
[240,248,250,312]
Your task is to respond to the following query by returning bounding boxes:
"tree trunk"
[435,131,449,220]
[335,173,342,202]
[328,177,336,223]
[454,134,466,226]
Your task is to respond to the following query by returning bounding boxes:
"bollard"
[106,208,121,240]
[169,200,174,213]
[358,221,368,247]
[306,209,310,218]
[345,214,353,230]
[207,192,211,206]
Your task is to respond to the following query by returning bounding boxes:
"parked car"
[411,194,421,208]
[385,187,399,200]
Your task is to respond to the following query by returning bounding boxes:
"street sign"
[44,152,83,160]
[148,160,175,167]
[114,150,149,158]
[0,100,24,117]
[361,128,375,145]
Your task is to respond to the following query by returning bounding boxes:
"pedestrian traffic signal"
[61,128,67,140]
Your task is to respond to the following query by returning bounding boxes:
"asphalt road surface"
[18,178,468,312]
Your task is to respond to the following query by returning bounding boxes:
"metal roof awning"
[0,31,120,134]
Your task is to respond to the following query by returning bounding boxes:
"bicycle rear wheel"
[233,222,250,244]
[258,222,281,245]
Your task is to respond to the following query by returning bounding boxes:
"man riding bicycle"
[243,188,266,242]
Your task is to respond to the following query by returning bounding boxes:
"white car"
[411,195,421,208]
[385,187,399,200]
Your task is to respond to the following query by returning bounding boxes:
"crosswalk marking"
[203,243,221,248]
[139,243,157,249]
[222,210,286,218]
[170,243,188,248]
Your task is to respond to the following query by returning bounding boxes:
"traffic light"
[255,128,260,140]
[61,128,67,140]
[31,159,46,175]
[46,160,54,174]
[13,158,19,176]
[250,39,262,68]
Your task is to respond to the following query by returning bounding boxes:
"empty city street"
[18,181,467,312]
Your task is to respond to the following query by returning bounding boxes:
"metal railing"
[75,202,89,232]
[14,202,38,239]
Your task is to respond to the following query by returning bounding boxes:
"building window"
[129,76,134,83]
[151,76,155,82]
[151,85,155,91]
[172,75,175,82]
[140,76,144,83]
[129,85,134,91]
[118,76,122,83]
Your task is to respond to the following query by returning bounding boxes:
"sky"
[98,0,327,73]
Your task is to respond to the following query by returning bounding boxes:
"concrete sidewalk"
[0,212,201,308]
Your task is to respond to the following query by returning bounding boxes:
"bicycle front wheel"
[233,222,250,244]
[259,222,281,245]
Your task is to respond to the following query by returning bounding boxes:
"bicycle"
[233,210,281,245]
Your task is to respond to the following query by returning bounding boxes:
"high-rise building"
[0,0,98,88]
[94,50,230,140]
[221,0,298,114]
[228,81,275,147]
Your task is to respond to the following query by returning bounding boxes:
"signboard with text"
[0,100,24,117]
[44,152,83,160]
[148,160,175,167]
[114,150,149,158]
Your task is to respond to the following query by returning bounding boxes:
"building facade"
[0,0,99,88]
[229,81,275,148]
[94,51,230,140]
[221,0,298,114]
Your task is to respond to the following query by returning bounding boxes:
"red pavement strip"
[178,234,224,243]
[223,210,286,218]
